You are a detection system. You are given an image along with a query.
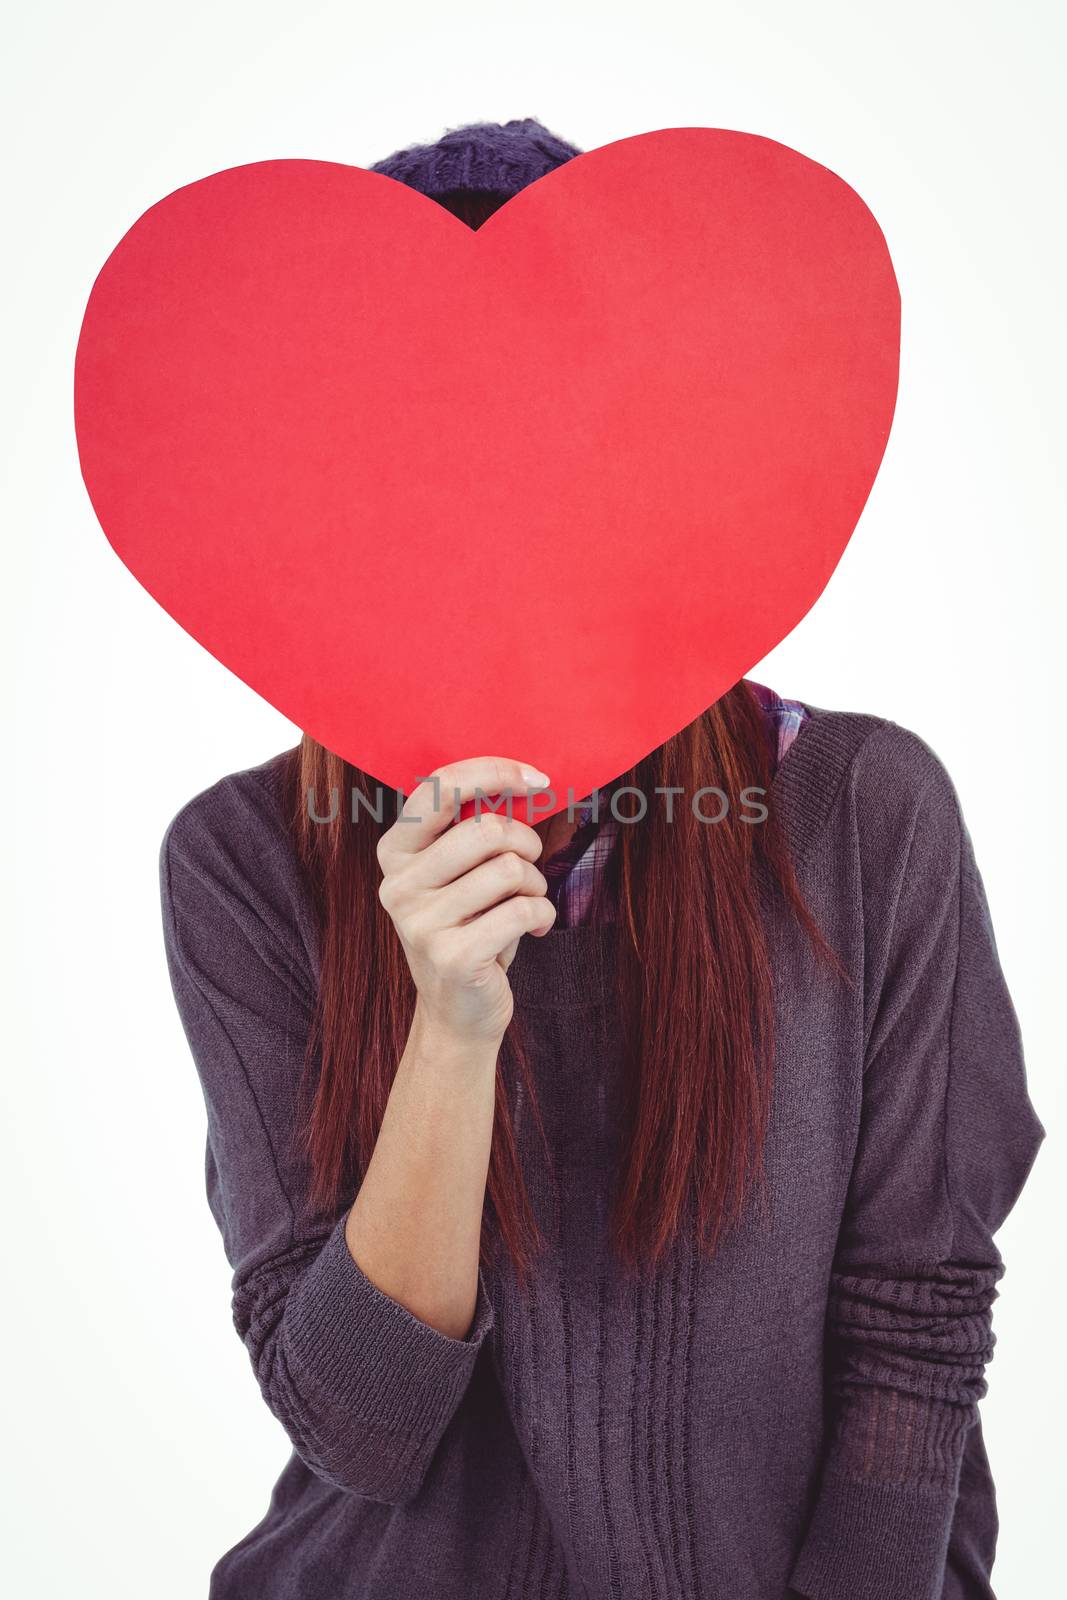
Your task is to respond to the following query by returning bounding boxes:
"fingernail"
[520,765,550,786]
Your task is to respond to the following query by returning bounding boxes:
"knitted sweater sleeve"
[159,778,494,1506]
[789,730,1044,1600]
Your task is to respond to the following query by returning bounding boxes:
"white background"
[3,1,1064,1594]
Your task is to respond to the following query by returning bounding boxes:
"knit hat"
[368,116,583,200]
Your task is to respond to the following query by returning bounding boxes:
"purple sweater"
[159,704,1044,1599]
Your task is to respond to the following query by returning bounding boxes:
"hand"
[376,757,557,1044]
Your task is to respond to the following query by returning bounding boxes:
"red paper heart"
[75,129,899,813]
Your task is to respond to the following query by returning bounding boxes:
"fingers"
[379,819,550,933]
[439,891,557,970]
[421,851,549,931]
[410,811,546,890]
[381,757,550,862]
[376,757,557,1001]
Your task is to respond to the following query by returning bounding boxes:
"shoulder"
[160,746,299,879]
[159,746,316,968]
[781,701,965,879]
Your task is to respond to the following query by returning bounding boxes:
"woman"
[160,118,1044,1600]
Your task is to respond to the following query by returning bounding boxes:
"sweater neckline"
[507,703,880,1009]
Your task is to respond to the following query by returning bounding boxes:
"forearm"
[345,998,500,1340]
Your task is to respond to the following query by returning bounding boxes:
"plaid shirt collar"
[542,683,809,929]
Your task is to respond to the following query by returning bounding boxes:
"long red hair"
[284,187,838,1280]
[283,679,837,1281]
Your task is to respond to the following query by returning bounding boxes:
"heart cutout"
[75,128,899,811]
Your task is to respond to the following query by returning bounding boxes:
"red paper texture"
[74,129,900,810]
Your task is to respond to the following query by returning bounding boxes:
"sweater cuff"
[284,1214,494,1441]
[789,1468,959,1600]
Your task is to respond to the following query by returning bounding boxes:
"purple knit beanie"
[368,116,583,199]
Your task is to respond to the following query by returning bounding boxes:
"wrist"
[407,999,503,1071]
